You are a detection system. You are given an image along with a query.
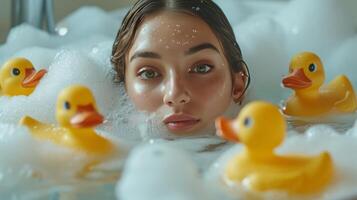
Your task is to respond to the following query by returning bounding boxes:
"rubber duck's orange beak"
[282,68,312,89]
[22,68,47,88]
[215,117,239,142]
[70,104,104,128]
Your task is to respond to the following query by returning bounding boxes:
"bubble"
[117,143,215,200]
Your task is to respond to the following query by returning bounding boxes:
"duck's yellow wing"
[248,152,333,194]
[19,116,66,140]
[324,75,357,112]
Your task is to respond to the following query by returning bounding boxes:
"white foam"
[236,14,289,103]
[56,6,120,39]
[0,25,60,65]
[0,49,119,125]
[276,0,356,58]
[0,123,89,197]
[109,7,131,20]
[213,0,251,26]
[325,35,357,88]
[117,143,219,200]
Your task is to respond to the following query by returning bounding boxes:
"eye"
[11,68,21,76]
[243,117,252,127]
[308,63,316,72]
[189,64,213,74]
[64,101,71,110]
[137,69,161,80]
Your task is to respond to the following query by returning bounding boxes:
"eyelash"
[137,68,161,80]
[189,63,214,74]
[136,62,214,80]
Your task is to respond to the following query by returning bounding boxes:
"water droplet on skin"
[192,29,198,33]
[165,45,170,49]
[182,41,190,46]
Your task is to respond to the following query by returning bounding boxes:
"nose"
[163,75,191,107]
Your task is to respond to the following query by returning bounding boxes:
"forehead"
[129,10,222,54]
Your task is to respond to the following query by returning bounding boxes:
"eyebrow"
[129,43,219,62]
[130,51,161,62]
[185,43,220,55]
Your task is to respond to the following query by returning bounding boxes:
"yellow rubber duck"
[20,85,113,155]
[282,52,357,116]
[0,57,47,96]
[215,101,333,194]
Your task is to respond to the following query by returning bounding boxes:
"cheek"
[188,71,232,113]
[126,78,163,112]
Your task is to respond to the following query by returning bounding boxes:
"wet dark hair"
[111,0,250,97]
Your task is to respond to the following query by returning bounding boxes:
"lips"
[282,68,312,89]
[163,114,200,132]
[22,68,47,88]
[70,104,104,128]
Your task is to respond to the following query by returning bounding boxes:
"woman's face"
[125,11,240,135]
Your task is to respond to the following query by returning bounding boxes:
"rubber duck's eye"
[243,117,252,127]
[11,68,21,76]
[308,63,316,72]
[64,101,71,110]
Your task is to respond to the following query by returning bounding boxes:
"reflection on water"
[286,113,357,133]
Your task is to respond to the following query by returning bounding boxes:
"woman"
[111,0,250,136]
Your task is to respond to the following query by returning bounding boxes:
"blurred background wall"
[0,0,135,43]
